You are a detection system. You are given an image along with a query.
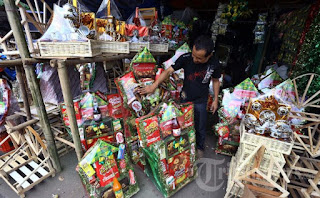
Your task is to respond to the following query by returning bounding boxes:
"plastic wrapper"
[76,63,96,91]
[258,72,283,91]
[163,43,191,70]
[116,72,139,105]
[180,102,194,129]
[126,7,149,38]
[95,0,125,41]
[107,93,123,119]
[214,120,240,156]
[96,0,122,20]
[39,4,87,42]
[95,93,109,119]
[60,98,83,127]
[0,79,11,126]
[233,78,259,99]
[116,72,146,117]
[266,79,296,104]
[135,114,161,148]
[80,92,94,121]
[162,16,174,39]
[221,89,244,119]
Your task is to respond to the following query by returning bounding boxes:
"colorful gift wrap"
[142,129,197,197]
[180,102,194,129]
[77,140,139,198]
[80,92,95,121]
[168,150,190,186]
[269,79,296,103]
[163,43,191,69]
[132,63,157,79]
[233,78,259,99]
[116,72,139,105]
[132,47,156,64]
[258,72,283,91]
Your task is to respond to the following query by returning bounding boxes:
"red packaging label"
[129,169,136,185]
[160,159,168,175]
[95,91,108,102]
[132,63,156,79]
[162,24,173,39]
[107,94,123,119]
[142,116,161,146]
[156,68,164,81]
[160,119,173,138]
[168,151,190,186]
[61,100,82,126]
[181,103,194,128]
[95,158,120,187]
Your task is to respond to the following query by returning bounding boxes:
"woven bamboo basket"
[100,41,130,54]
[150,43,169,52]
[240,124,293,155]
[38,40,101,57]
[129,42,150,52]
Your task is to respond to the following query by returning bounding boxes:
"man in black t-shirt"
[140,35,221,157]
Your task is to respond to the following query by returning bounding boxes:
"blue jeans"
[193,102,207,151]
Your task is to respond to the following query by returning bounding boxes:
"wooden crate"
[225,145,289,198]
[150,43,169,52]
[226,157,243,197]
[38,40,101,57]
[240,124,293,155]
[236,143,285,176]
[129,42,150,52]
[100,41,130,54]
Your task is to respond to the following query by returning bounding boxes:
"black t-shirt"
[172,53,221,104]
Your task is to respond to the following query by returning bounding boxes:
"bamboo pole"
[57,60,83,161]
[307,170,320,194]
[15,66,32,120]
[4,0,61,172]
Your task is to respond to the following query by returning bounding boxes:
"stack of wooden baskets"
[225,123,294,198]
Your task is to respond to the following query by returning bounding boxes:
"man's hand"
[210,99,218,114]
[139,84,156,95]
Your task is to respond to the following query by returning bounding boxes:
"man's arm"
[210,78,220,113]
[139,67,175,94]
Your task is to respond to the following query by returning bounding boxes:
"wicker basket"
[240,124,293,155]
[100,41,129,54]
[38,40,101,57]
[129,42,150,52]
[150,43,169,52]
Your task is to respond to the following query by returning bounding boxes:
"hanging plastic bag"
[76,63,96,92]
[126,7,149,37]
[96,0,122,20]
[39,4,87,42]
[0,79,11,125]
